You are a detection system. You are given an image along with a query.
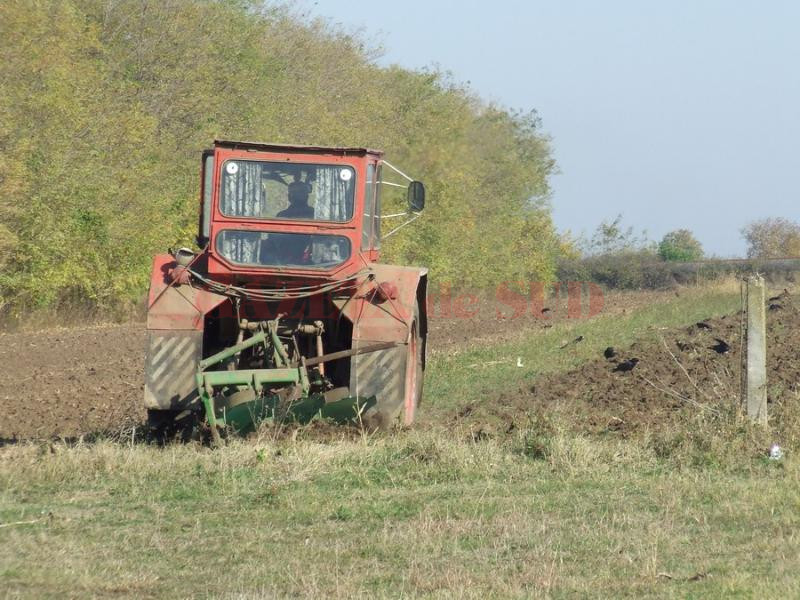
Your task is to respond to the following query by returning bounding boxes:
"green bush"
[658,229,704,262]
[558,254,800,291]
[557,250,675,290]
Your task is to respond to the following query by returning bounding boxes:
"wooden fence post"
[743,275,767,425]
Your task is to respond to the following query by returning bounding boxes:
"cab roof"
[214,139,383,157]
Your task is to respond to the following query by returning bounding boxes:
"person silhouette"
[277,176,314,220]
[273,176,314,264]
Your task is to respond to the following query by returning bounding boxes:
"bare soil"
[1,324,145,441]
[2,287,795,441]
[453,290,800,437]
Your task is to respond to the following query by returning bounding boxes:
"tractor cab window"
[361,163,375,250]
[373,164,382,249]
[216,230,351,269]
[220,160,355,222]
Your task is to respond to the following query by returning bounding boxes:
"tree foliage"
[0,0,562,315]
[658,229,703,262]
[741,218,800,259]
[557,215,663,290]
[582,215,652,256]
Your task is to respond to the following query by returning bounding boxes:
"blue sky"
[305,0,800,257]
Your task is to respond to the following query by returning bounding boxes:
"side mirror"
[407,181,426,212]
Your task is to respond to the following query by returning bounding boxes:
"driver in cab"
[272,177,313,264]
[277,177,314,219]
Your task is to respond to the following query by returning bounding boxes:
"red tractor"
[144,140,427,442]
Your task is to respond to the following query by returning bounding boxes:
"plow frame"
[195,321,310,444]
[194,316,401,443]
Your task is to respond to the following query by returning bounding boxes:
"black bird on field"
[696,321,713,330]
[604,346,617,360]
[559,335,584,349]
[768,289,789,302]
[768,303,783,311]
[613,358,639,373]
[709,338,730,354]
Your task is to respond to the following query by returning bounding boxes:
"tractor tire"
[146,409,198,444]
[356,301,425,430]
[401,303,424,426]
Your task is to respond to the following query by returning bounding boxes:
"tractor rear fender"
[146,254,228,330]
[144,254,228,411]
[338,263,428,345]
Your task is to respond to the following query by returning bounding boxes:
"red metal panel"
[341,264,428,343]
[147,254,227,331]
[206,146,372,281]
[214,139,384,157]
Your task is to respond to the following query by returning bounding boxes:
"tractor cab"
[198,140,424,282]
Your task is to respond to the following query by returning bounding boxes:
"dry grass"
[2,420,799,598]
[2,280,799,598]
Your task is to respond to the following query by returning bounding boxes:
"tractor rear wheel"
[401,304,424,426]
[146,409,198,444]
[350,301,426,430]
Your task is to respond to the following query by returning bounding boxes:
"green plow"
[196,318,381,444]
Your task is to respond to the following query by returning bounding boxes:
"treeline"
[0,0,562,317]
[558,216,800,290]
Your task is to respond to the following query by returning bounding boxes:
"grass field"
[2,283,799,599]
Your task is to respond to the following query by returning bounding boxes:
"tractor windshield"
[216,230,351,269]
[220,160,355,222]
